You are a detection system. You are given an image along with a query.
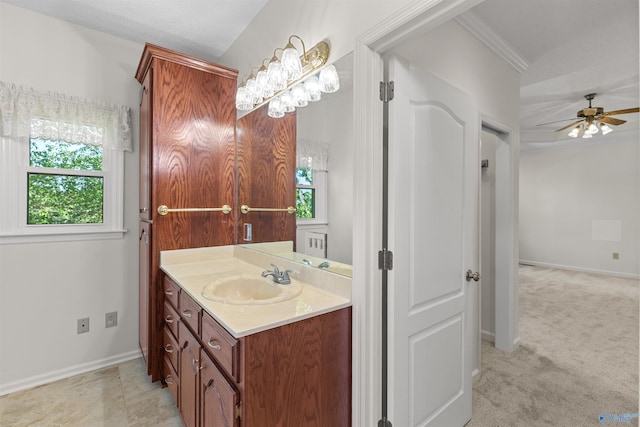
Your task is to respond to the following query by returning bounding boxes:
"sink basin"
[201,274,302,305]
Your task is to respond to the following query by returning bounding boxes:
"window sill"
[296,220,329,227]
[0,229,128,245]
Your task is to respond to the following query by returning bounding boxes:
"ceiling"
[3,0,638,140]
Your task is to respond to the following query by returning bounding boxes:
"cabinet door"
[179,322,200,427]
[139,70,152,220]
[200,350,239,427]
[138,221,151,366]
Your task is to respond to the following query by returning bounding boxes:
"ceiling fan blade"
[536,117,580,126]
[598,116,626,126]
[603,107,639,116]
[556,120,584,132]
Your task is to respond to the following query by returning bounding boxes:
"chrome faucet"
[261,264,292,284]
[318,261,330,269]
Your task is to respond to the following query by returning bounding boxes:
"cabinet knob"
[165,289,173,296]
[182,310,192,318]
[207,339,222,350]
[165,315,174,324]
[165,375,174,385]
[164,344,173,353]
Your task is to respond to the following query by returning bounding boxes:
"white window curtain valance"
[297,138,329,171]
[0,81,132,151]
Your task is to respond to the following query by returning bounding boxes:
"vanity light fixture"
[235,35,340,118]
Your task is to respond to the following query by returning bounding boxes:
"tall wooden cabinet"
[135,43,238,381]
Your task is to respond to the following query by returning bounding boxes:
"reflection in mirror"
[294,52,354,275]
[240,241,353,278]
[235,52,354,277]
[235,53,354,277]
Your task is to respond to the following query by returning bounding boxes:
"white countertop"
[160,244,352,338]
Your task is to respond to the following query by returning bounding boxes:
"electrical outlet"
[77,317,90,334]
[105,311,118,328]
[612,252,620,260]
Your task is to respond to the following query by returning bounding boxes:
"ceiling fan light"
[586,122,598,135]
[568,126,580,138]
[582,131,593,139]
[601,123,613,135]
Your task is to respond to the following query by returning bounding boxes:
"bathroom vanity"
[159,244,352,426]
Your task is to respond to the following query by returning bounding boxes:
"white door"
[387,55,479,427]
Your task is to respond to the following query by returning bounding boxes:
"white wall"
[219,0,413,74]
[0,3,143,394]
[520,132,640,278]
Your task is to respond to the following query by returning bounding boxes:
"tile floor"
[0,358,182,426]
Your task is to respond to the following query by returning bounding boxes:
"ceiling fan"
[540,93,639,138]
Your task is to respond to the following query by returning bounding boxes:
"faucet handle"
[281,269,292,281]
[270,263,280,274]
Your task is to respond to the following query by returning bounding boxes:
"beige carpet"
[467,265,639,427]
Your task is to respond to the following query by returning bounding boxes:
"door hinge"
[380,81,394,103]
[378,417,393,427]
[235,402,242,419]
[378,249,393,271]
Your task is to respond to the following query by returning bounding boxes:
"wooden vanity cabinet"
[162,274,351,426]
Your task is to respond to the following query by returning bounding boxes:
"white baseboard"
[519,260,639,280]
[481,330,495,342]
[472,368,481,384]
[0,350,142,396]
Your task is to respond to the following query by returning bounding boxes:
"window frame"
[0,136,125,244]
[295,168,328,225]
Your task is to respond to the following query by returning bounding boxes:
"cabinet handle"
[165,375,174,385]
[165,289,173,296]
[182,310,192,318]
[165,315,174,324]
[207,339,222,350]
[164,344,173,353]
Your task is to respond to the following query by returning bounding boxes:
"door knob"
[466,270,480,282]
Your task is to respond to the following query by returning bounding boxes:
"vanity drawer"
[202,311,240,382]
[163,356,179,404]
[163,300,179,338]
[163,276,180,309]
[163,326,179,373]
[179,291,201,335]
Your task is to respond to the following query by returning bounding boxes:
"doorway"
[351,1,520,425]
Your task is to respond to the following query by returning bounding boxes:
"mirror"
[238,52,354,277]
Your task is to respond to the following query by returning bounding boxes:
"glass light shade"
[235,86,253,111]
[600,123,613,135]
[281,46,303,81]
[267,98,285,118]
[567,126,580,138]
[256,68,273,98]
[267,61,287,91]
[291,84,309,107]
[582,131,593,139]
[279,90,296,113]
[319,64,340,93]
[304,75,322,102]
[245,78,262,105]
[586,122,599,134]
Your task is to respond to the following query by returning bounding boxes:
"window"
[28,139,105,225]
[296,168,315,219]
[295,167,327,223]
[0,82,132,243]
